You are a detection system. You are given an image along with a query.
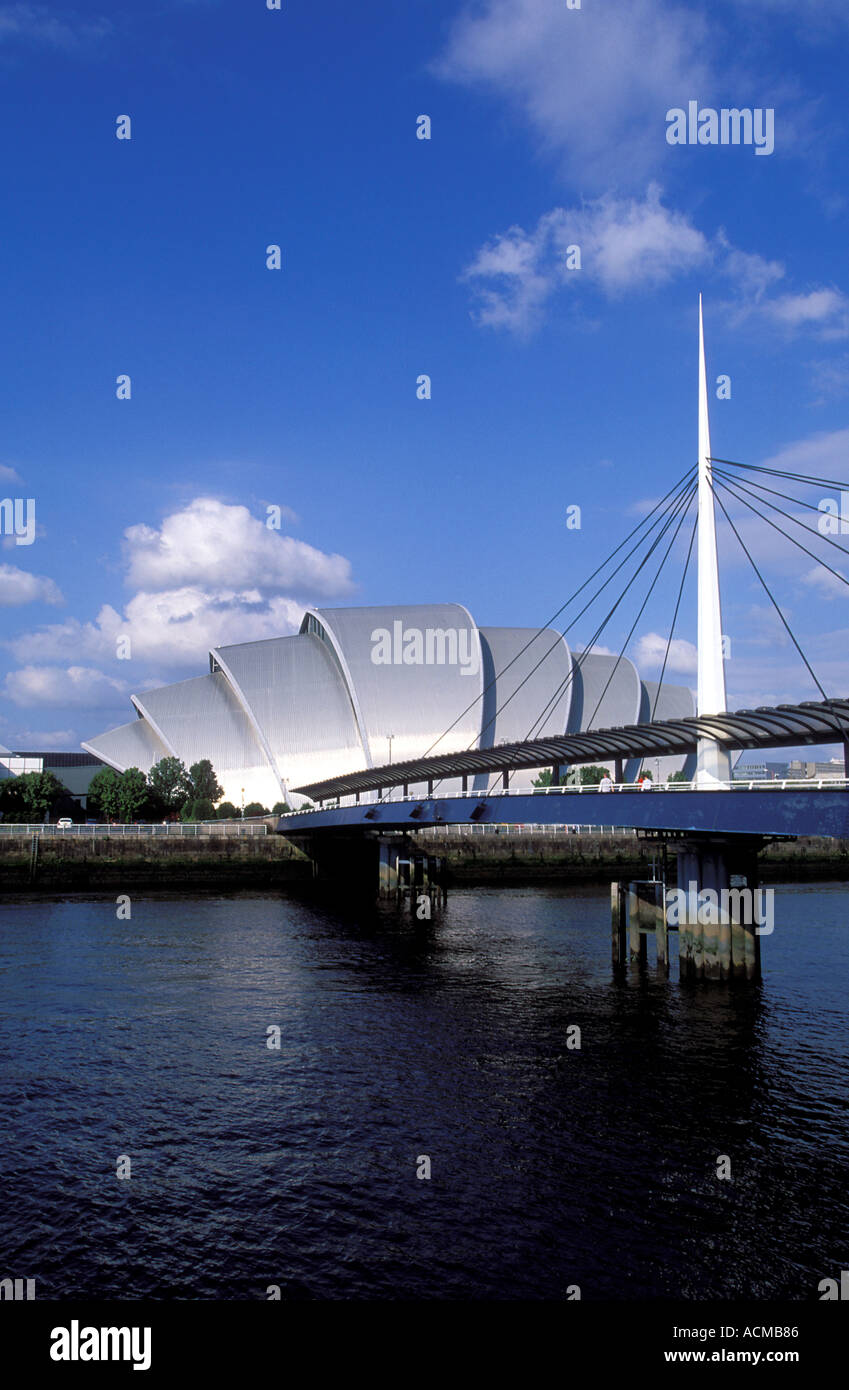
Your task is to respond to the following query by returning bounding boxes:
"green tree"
[532,769,555,788]
[668,770,689,783]
[188,759,223,805]
[138,785,167,822]
[118,768,148,822]
[148,757,192,812]
[271,801,291,814]
[243,802,269,818]
[87,767,122,820]
[216,801,240,820]
[579,765,611,785]
[0,778,27,822]
[191,798,216,821]
[12,770,68,820]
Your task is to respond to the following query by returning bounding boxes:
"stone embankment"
[0,831,845,893]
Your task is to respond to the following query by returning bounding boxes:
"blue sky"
[1,0,848,759]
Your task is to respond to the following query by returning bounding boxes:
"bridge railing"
[287,777,849,813]
[416,823,639,836]
[0,821,268,837]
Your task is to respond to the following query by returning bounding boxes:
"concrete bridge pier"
[611,879,667,974]
[673,835,763,982]
[377,837,446,914]
[378,839,400,900]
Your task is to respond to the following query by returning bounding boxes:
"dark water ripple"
[0,882,847,1299]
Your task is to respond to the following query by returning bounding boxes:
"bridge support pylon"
[377,837,446,915]
[672,834,763,982]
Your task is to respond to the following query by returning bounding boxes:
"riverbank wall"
[416,832,849,884]
[0,833,312,892]
[0,830,847,893]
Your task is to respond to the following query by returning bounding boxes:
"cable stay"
[708,476,849,743]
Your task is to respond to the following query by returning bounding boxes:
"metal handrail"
[286,777,849,813]
[0,821,268,836]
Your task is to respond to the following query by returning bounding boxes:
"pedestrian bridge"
[278,695,849,841]
[277,779,849,840]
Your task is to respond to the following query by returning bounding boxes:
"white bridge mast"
[696,296,732,786]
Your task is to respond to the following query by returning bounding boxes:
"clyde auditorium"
[83,604,696,807]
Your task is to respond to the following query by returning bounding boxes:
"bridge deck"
[278,786,849,840]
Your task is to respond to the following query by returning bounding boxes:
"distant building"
[787,758,846,781]
[0,748,105,810]
[733,760,789,781]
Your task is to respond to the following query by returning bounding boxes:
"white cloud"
[9,728,77,748]
[462,186,710,333]
[4,665,126,709]
[0,564,63,606]
[801,565,849,599]
[635,633,697,674]
[463,191,849,338]
[721,263,849,338]
[720,245,786,302]
[8,588,309,669]
[123,497,353,596]
[1,495,358,716]
[0,4,111,49]
[436,0,710,189]
[765,289,849,338]
[808,355,849,404]
[761,427,849,479]
[0,463,23,484]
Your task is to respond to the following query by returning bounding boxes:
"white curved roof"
[82,604,697,805]
[82,717,170,774]
[568,652,642,733]
[478,627,573,745]
[212,632,367,798]
[637,680,697,782]
[308,604,484,767]
[132,671,281,808]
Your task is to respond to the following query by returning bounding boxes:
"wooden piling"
[627,884,647,963]
[611,881,626,966]
[654,880,669,975]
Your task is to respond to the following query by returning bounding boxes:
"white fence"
[0,821,268,838]
[416,823,639,837]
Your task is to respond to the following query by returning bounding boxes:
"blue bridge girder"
[277,787,849,840]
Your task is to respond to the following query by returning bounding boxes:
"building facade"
[82,603,697,806]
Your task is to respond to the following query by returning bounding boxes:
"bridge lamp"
[387,734,394,765]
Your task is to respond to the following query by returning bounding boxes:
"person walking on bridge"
[599,772,614,793]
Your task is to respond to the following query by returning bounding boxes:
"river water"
[0,882,846,1300]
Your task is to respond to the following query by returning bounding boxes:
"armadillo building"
[83,604,695,807]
